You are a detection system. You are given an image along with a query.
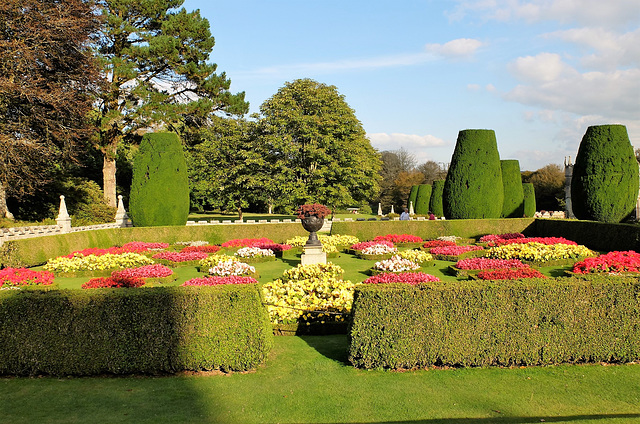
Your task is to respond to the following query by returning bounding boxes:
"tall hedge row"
[522,183,536,217]
[429,180,445,217]
[414,184,432,215]
[443,129,504,219]
[501,160,524,218]
[571,125,639,223]
[349,277,640,369]
[407,185,419,211]
[129,132,190,227]
[0,286,273,376]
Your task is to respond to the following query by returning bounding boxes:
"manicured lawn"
[2,335,639,424]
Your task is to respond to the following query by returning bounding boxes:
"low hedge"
[533,219,640,252]
[332,218,536,242]
[348,276,640,369]
[0,223,306,268]
[0,285,273,376]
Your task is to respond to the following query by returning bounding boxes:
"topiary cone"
[501,160,524,218]
[522,183,536,217]
[414,184,432,215]
[429,180,445,217]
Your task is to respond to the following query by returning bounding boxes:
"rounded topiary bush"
[571,125,639,223]
[429,180,445,217]
[414,184,432,215]
[501,160,524,218]
[129,132,190,227]
[407,185,419,212]
[443,129,503,219]
[522,183,536,217]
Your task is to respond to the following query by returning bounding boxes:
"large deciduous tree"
[0,0,102,218]
[93,0,248,206]
[259,79,381,210]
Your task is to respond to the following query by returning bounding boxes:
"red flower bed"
[179,245,221,253]
[363,272,440,285]
[477,268,546,280]
[423,240,456,248]
[430,245,483,256]
[65,242,169,258]
[455,257,528,270]
[222,238,275,248]
[479,233,525,243]
[111,264,173,279]
[0,268,54,287]
[373,234,423,243]
[181,276,258,286]
[121,242,169,250]
[152,251,208,262]
[350,240,395,251]
[257,243,292,252]
[572,251,640,274]
[487,237,577,247]
[82,276,146,289]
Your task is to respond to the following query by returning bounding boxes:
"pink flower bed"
[455,257,528,270]
[152,251,208,262]
[0,268,54,287]
[82,276,146,289]
[257,243,292,252]
[180,245,221,253]
[351,240,395,251]
[572,251,640,274]
[363,272,440,285]
[373,234,423,243]
[111,264,173,279]
[423,240,456,248]
[430,245,483,256]
[121,242,169,250]
[181,276,258,286]
[222,238,275,248]
[477,268,546,280]
[479,233,525,242]
[65,242,169,258]
[487,237,577,247]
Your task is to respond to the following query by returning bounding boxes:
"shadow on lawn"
[290,413,640,423]
[299,334,350,365]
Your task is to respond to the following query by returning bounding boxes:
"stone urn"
[301,215,324,247]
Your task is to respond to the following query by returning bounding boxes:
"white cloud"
[424,38,484,59]
[367,133,448,151]
[508,53,576,83]
[467,83,481,91]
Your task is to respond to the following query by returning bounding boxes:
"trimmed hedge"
[414,184,432,215]
[501,160,524,218]
[429,180,445,217]
[129,132,190,227]
[522,183,536,217]
[533,219,640,252]
[443,129,503,219]
[348,276,640,369]
[407,185,419,211]
[0,223,306,268]
[0,285,273,376]
[571,124,639,223]
[331,218,535,242]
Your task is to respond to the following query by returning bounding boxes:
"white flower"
[373,255,420,272]
[209,259,256,276]
[361,244,398,255]
[236,247,275,258]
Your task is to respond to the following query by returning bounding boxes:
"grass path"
[2,335,640,424]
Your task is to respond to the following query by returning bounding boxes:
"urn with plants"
[297,203,331,246]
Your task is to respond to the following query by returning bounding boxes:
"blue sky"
[183,0,639,171]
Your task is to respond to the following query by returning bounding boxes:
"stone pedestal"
[301,245,327,265]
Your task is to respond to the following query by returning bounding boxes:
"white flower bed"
[235,247,275,258]
[208,259,256,276]
[437,235,461,242]
[373,255,421,272]
[361,244,398,255]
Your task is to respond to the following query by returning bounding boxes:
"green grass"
[1,335,639,424]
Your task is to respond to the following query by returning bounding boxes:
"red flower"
[111,264,173,279]
[0,268,54,287]
[152,251,208,262]
[222,238,275,248]
[296,203,332,219]
[455,257,528,270]
[180,245,221,253]
[181,276,258,286]
[477,268,545,280]
[82,276,146,289]
[423,240,456,248]
[572,251,640,274]
[430,245,483,256]
[373,234,423,243]
[363,272,440,285]
[351,240,395,251]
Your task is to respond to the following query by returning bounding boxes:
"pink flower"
[351,240,395,251]
[152,251,208,262]
[373,234,423,243]
[222,238,275,248]
[181,276,258,286]
[477,268,545,280]
[363,272,440,285]
[423,240,456,248]
[572,251,640,274]
[180,245,221,253]
[111,264,173,279]
[430,245,483,256]
[455,257,528,270]
[479,233,525,242]
[0,268,54,287]
[82,276,145,289]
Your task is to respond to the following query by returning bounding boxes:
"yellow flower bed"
[262,263,356,324]
[486,242,595,262]
[286,234,359,253]
[397,249,433,263]
[44,253,154,273]
[199,254,238,269]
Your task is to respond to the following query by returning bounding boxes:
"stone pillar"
[564,156,575,218]
[115,195,132,227]
[56,195,72,233]
[390,205,395,215]
[377,203,382,216]
[301,245,327,266]
[409,201,414,215]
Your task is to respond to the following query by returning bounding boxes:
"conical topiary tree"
[407,185,419,212]
[571,125,639,223]
[429,180,445,217]
[414,184,432,215]
[501,160,524,218]
[443,129,503,219]
[523,183,536,217]
[129,132,190,226]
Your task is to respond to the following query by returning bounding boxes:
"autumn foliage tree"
[0,0,102,218]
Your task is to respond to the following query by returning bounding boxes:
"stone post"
[56,195,72,233]
[115,195,132,227]
[409,201,414,215]
[564,156,575,218]
[377,203,382,216]
[390,205,395,215]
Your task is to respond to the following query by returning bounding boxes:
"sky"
[183,0,639,171]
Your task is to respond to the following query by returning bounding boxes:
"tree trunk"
[0,181,14,220]
[237,206,243,222]
[102,139,118,208]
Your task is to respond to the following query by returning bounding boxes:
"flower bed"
[423,239,456,249]
[486,236,577,247]
[152,251,209,267]
[479,233,525,243]
[358,243,398,260]
[372,255,421,273]
[81,276,146,289]
[234,247,277,263]
[44,252,154,275]
[429,245,484,261]
[373,234,423,244]
[207,259,256,277]
[476,268,546,280]
[350,240,395,251]
[179,245,221,254]
[110,264,175,284]
[0,268,54,288]
[221,238,275,248]
[363,272,440,285]
[449,257,529,277]
[181,276,258,286]
[572,251,640,274]
[397,249,433,264]
[486,242,595,265]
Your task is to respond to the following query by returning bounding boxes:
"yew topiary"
[414,184,432,215]
[501,160,524,218]
[443,129,503,219]
[129,132,190,227]
[522,183,536,217]
[571,125,639,223]
[429,180,445,217]
[407,185,419,211]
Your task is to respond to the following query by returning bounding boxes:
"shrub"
[443,129,503,219]
[414,184,432,215]
[129,132,190,227]
[501,160,524,218]
[522,183,536,217]
[407,185,419,212]
[429,180,445,217]
[571,124,639,223]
